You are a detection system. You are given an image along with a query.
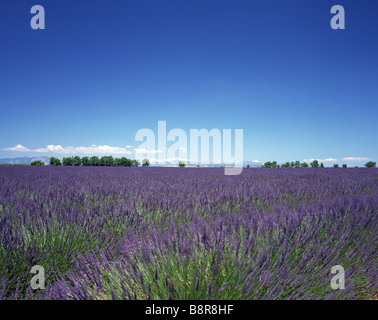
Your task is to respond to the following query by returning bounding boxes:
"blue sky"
[0,0,377,166]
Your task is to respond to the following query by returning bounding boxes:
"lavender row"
[0,166,376,299]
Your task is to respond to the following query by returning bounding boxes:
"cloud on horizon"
[304,158,338,163]
[2,144,133,155]
[342,157,371,161]
[304,157,372,163]
[134,148,163,155]
[3,144,31,152]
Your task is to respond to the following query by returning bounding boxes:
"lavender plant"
[0,166,376,300]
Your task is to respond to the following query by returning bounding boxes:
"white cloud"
[134,148,163,154]
[321,158,338,162]
[251,160,261,163]
[342,157,371,161]
[147,157,188,164]
[34,145,65,153]
[75,145,132,154]
[3,144,31,152]
[303,157,373,164]
[3,144,132,155]
[304,158,338,163]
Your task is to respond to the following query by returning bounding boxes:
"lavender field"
[0,166,377,300]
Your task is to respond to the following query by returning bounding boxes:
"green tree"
[263,161,273,168]
[89,156,99,166]
[342,164,347,168]
[107,156,115,166]
[179,161,186,167]
[301,162,309,168]
[100,156,114,166]
[310,160,319,168]
[81,157,90,166]
[290,161,295,168]
[49,157,61,166]
[295,161,301,168]
[281,162,290,168]
[62,157,73,166]
[132,159,140,167]
[72,156,82,166]
[246,164,250,168]
[114,158,122,166]
[119,157,132,166]
[333,164,339,168]
[142,159,150,167]
[320,162,324,168]
[364,161,376,168]
[31,160,44,166]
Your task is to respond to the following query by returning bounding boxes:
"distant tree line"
[30,157,376,168]
[31,160,45,166]
[258,160,376,168]
[48,156,144,167]
[261,160,311,168]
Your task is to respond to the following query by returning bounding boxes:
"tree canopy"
[55,156,141,167]
[310,160,319,168]
[31,160,45,166]
[142,159,150,167]
[49,157,61,166]
[364,161,376,168]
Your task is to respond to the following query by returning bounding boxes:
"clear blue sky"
[0,0,377,166]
